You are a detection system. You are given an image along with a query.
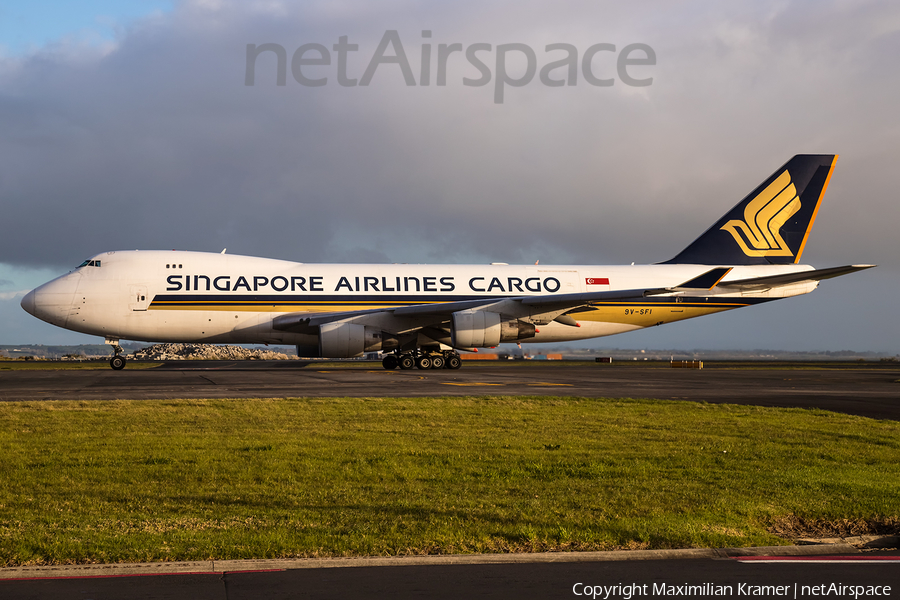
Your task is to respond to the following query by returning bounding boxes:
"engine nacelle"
[318,323,398,358]
[451,310,536,348]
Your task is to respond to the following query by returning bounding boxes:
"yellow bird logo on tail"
[720,170,800,257]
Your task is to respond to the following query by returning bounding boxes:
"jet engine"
[316,322,399,358]
[451,310,536,348]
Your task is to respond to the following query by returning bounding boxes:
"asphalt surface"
[1,361,898,420]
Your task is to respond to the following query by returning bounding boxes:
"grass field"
[1,396,898,566]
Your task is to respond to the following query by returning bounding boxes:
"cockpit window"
[78,259,101,268]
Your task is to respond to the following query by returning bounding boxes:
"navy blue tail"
[664,155,838,265]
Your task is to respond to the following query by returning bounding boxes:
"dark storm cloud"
[0,0,897,272]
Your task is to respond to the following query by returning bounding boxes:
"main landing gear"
[382,350,462,371]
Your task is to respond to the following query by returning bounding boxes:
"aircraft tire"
[382,355,398,370]
[398,355,415,370]
[110,356,126,370]
[430,355,445,369]
[415,355,432,370]
[445,355,462,370]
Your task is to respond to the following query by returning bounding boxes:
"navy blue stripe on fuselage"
[148,294,774,309]
[149,294,489,308]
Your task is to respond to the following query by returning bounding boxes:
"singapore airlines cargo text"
[244,30,656,103]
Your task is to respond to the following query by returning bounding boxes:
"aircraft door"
[129,285,150,311]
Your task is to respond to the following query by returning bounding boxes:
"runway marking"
[528,382,573,387]
[442,382,505,387]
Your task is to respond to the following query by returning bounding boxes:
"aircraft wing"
[271,287,654,335]
[270,269,740,336]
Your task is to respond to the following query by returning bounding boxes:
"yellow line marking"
[442,382,505,387]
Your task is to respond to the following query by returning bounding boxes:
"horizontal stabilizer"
[717,264,875,290]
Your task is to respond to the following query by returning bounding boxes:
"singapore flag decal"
[585,278,610,286]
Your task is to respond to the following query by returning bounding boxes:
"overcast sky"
[1,0,897,351]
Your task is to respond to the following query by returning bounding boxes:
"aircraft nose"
[20,289,36,316]
[21,273,81,327]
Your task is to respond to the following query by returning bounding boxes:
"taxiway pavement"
[1,362,898,420]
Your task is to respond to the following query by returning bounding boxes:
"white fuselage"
[21,250,816,348]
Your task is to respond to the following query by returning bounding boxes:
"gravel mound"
[132,343,292,361]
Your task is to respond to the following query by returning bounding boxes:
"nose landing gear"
[106,337,127,370]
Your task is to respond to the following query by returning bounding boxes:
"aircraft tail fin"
[664,154,838,265]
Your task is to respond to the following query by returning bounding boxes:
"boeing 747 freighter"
[21,155,873,370]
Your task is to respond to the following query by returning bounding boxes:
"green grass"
[0,396,897,566]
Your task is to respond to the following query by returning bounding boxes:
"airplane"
[21,154,874,371]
